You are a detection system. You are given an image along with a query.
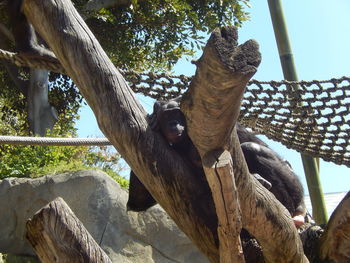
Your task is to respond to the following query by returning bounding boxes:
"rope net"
[1,49,349,167]
[125,71,350,167]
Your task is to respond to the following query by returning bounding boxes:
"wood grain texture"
[182,26,308,263]
[22,0,310,262]
[203,150,244,263]
[319,191,350,263]
[22,0,220,260]
[26,197,112,263]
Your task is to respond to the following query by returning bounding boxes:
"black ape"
[127,98,306,226]
[149,98,202,167]
[237,124,306,226]
[2,0,56,60]
[127,98,201,211]
[127,171,157,212]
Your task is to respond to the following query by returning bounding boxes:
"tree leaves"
[85,0,250,71]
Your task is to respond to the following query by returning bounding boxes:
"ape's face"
[158,109,187,144]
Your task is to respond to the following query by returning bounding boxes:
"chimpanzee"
[127,97,202,211]
[236,124,306,226]
[127,98,307,227]
[1,0,56,60]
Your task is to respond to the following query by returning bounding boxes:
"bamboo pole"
[267,0,328,224]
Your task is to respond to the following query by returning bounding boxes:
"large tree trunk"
[28,69,58,136]
[21,0,349,262]
[21,0,305,261]
[181,27,307,263]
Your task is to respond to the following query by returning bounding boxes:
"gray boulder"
[0,170,209,263]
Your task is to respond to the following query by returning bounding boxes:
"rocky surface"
[0,170,209,263]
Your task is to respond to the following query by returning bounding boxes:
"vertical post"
[267,0,328,224]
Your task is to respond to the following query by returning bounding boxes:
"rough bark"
[28,69,58,136]
[247,191,350,263]
[319,191,350,262]
[202,150,245,262]
[181,27,262,263]
[26,197,112,263]
[182,27,260,154]
[23,0,219,261]
[22,0,309,262]
[182,27,308,263]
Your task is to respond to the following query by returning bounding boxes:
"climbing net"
[1,49,349,167]
[125,71,350,167]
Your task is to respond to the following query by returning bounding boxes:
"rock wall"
[0,170,209,263]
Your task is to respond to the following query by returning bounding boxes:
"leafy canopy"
[0,0,250,185]
[81,0,250,71]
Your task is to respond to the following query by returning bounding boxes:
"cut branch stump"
[21,0,313,261]
[26,197,112,263]
[203,149,245,262]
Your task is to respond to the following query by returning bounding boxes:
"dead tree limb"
[23,0,220,261]
[23,0,308,262]
[181,27,308,262]
[202,149,245,262]
[181,27,262,263]
[182,27,260,154]
[319,191,350,262]
[26,197,112,263]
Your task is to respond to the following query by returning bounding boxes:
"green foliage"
[0,0,250,190]
[0,96,28,135]
[0,0,251,136]
[48,73,83,134]
[2,254,39,263]
[0,142,129,188]
[105,169,130,189]
[84,0,250,71]
[0,70,82,136]
[0,76,127,188]
[0,144,82,178]
[0,97,127,186]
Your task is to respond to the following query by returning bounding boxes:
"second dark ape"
[127,98,306,226]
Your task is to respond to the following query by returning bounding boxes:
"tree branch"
[22,0,308,262]
[26,197,112,262]
[182,27,260,154]
[181,26,261,262]
[23,0,220,261]
[181,26,307,263]
[319,191,350,262]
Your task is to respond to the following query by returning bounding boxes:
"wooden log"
[23,0,220,260]
[182,26,308,263]
[202,149,244,262]
[319,191,350,262]
[21,0,309,262]
[26,197,112,263]
[181,26,260,263]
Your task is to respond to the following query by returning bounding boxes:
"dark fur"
[127,99,306,219]
[3,0,55,60]
[238,125,306,216]
[127,98,202,211]
[127,171,157,212]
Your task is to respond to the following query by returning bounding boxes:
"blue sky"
[77,0,350,194]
